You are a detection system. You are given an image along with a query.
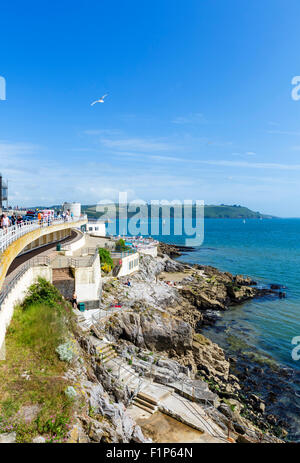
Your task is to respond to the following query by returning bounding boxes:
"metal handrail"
[68,247,99,268]
[0,215,87,254]
[110,249,137,258]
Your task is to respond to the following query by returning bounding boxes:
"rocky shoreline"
[86,246,290,442]
[49,243,293,444]
[157,242,294,439]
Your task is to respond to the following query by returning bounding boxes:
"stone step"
[137,391,159,406]
[103,350,115,360]
[134,396,157,411]
[97,345,114,355]
[102,352,118,364]
[79,320,92,329]
[128,376,142,389]
[119,370,135,383]
[132,401,157,414]
[121,373,139,387]
[96,346,114,356]
[118,371,140,388]
[91,325,105,340]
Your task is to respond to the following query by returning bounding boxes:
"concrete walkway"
[100,350,229,443]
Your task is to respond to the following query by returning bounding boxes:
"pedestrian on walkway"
[71,291,78,309]
[38,211,42,225]
[2,214,10,232]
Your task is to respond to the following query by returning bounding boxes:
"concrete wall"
[20,228,72,255]
[113,253,139,277]
[73,254,102,302]
[0,266,52,359]
[86,223,106,237]
[62,231,86,256]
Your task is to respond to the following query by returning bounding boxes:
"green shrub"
[22,277,66,310]
[115,239,130,252]
[35,410,72,443]
[56,341,76,363]
[98,248,114,268]
[101,263,112,274]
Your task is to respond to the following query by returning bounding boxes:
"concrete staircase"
[76,309,103,331]
[104,356,169,415]
[87,337,118,364]
[103,354,228,441]
[133,392,158,414]
[96,343,117,364]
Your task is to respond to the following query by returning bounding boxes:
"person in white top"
[1,214,10,231]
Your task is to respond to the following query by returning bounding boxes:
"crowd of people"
[0,208,76,232]
[0,212,24,230]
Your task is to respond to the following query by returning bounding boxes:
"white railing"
[0,215,87,254]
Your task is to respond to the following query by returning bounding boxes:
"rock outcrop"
[105,310,193,356]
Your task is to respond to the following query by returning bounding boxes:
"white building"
[63,202,81,218]
[111,251,139,277]
[86,220,106,237]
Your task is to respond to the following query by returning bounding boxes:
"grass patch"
[0,278,77,442]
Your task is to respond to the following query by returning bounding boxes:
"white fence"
[0,215,87,254]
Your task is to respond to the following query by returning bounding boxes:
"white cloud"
[232,151,256,156]
[267,130,300,135]
[197,159,300,170]
[171,113,205,125]
[84,129,123,136]
[109,151,300,171]
[0,141,40,158]
[100,137,175,152]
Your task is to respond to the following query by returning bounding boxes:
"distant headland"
[76,203,276,220]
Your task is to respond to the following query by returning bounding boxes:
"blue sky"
[1,0,300,216]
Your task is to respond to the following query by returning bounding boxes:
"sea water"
[108,217,300,438]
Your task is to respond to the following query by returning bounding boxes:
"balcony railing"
[51,247,99,269]
[110,249,137,259]
[0,215,87,254]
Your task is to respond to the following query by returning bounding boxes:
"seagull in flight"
[91,94,108,106]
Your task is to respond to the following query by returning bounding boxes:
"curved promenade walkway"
[0,216,87,293]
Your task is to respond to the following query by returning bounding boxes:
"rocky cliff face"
[106,310,192,356]
[94,253,285,442]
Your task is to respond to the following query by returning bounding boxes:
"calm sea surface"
[109,217,300,369]
[108,217,300,438]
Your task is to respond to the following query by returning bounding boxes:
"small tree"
[115,239,129,252]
